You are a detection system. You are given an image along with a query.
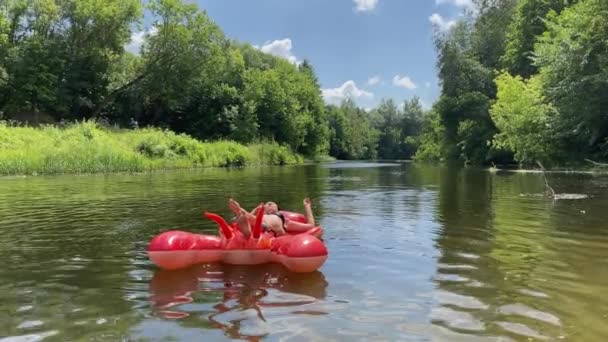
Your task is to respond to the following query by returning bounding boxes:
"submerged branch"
[536,161,556,198]
[584,159,608,167]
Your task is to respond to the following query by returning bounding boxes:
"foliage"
[413,109,445,162]
[534,0,608,159]
[240,59,328,155]
[0,0,328,159]
[326,100,379,160]
[471,0,519,70]
[1,0,142,119]
[2,0,606,167]
[0,120,303,175]
[424,0,607,166]
[373,97,424,160]
[490,72,558,164]
[501,0,569,77]
[427,5,509,164]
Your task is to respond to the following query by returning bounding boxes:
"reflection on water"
[0,163,607,341]
[146,264,328,339]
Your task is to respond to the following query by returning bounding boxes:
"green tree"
[240,58,322,153]
[0,10,7,114]
[501,0,570,77]
[471,0,518,70]
[375,99,402,159]
[326,100,379,160]
[414,109,445,162]
[534,0,608,158]
[342,100,379,159]
[428,0,521,165]
[327,104,350,159]
[298,60,329,155]
[1,0,63,116]
[490,72,558,164]
[139,0,227,130]
[433,20,496,163]
[401,97,424,158]
[0,0,142,120]
[59,0,142,119]
[3,38,64,116]
[103,52,146,125]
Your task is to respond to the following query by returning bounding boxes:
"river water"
[0,162,607,341]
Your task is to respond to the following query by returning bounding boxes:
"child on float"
[228,198,316,237]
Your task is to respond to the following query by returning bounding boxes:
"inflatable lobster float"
[147,207,328,273]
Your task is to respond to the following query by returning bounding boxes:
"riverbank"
[0,121,306,176]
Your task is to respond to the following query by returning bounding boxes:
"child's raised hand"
[303,197,311,207]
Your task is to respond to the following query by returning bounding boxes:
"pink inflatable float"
[147,208,328,273]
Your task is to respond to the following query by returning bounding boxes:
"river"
[1,162,607,341]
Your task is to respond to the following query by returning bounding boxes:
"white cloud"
[257,38,299,64]
[429,13,457,32]
[367,75,381,86]
[125,27,157,54]
[392,75,417,90]
[436,0,474,10]
[353,0,378,12]
[322,80,374,104]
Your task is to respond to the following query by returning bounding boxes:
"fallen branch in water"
[584,159,608,167]
[536,161,556,198]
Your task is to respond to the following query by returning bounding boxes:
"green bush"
[0,120,304,175]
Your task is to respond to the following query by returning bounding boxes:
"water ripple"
[498,304,561,326]
[431,307,485,331]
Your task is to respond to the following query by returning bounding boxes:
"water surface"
[1,162,607,341]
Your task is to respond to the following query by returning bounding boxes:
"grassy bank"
[0,121,304,175]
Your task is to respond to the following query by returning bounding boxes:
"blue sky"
[129,0,472,110]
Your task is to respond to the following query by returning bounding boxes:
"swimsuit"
[275,211,286,225]
[262,211,286,236]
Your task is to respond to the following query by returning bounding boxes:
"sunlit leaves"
[490,73,558,164]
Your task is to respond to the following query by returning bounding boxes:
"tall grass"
[0,120,304,175]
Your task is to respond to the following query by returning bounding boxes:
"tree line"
[418,0,607,166]
[0,0,424,160]
[0,0,329,156]
[326,97,424,160]
[2,0,605,166]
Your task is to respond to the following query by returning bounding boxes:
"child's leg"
[285,220,315,233]
[303,198,315,226]
[235,212,252,237]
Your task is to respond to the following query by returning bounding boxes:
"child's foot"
[229,198,241,214]
[303,197,315,226]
